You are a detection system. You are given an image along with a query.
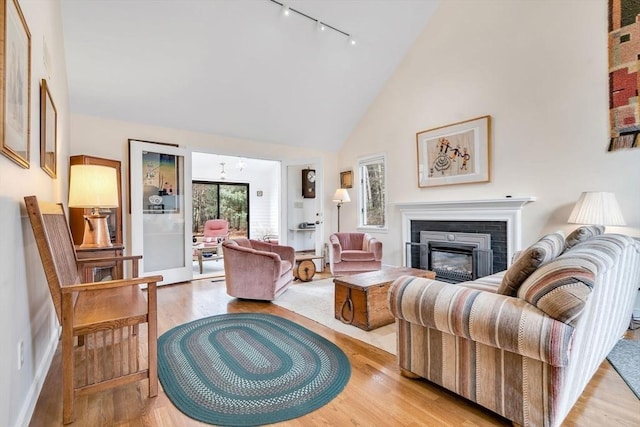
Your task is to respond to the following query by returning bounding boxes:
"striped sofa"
[389,232,640,427]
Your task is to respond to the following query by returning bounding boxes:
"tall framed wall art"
[0,0,31,168]
[608,0,640,151]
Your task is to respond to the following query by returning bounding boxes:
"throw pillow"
[517,256,595,326]
[565,225,605,250]
[497,232,566,296]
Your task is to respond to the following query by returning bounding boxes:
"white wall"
[338,0,640,267]
[0,1,70,425]
[69,114,339,250]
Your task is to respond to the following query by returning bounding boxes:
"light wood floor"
[29,273,640,426]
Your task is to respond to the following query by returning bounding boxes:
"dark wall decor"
[608,0,640,151]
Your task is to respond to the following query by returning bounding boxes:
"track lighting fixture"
[269,0,355,46]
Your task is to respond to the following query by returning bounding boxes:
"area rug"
[607,339,640,399]
[272,278,397,355]
[158,313,351,426]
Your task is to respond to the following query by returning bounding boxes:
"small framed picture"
[340,170,353,188]
[40,79,57,178]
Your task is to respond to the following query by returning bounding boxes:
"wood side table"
[75,244,125,282]
[293,254,324,282]
[193,242,223,274]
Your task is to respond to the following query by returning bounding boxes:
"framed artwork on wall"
[40,79,57,178]
[416,115,491,188]
[0,0,31,168]
[608,0,640,151]
[340,170,353,188]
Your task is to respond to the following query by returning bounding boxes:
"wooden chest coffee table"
[334,267,435,331]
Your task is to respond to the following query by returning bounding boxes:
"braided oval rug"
[158,313,351,426]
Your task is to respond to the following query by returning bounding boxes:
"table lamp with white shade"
[567,191,626,228]
[332,188,351,232]
[68,164,119,248]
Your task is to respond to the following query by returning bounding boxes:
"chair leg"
[147,284,158,397]
[62,295,75,424]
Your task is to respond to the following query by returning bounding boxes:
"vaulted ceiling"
[61,0,440,152]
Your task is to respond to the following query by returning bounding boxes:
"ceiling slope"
[61,0,439,152]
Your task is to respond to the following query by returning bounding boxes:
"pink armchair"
[222,238,295,300]
[203,219,229,246]
[329,232,382,275]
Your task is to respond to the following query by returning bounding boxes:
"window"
[358,154,386,229]
[192,181,249,237]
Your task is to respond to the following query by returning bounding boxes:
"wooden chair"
[24,196,162,424]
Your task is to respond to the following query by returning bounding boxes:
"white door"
[281,159,324,264]
[130,140,193,285]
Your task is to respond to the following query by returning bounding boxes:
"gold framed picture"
[1,0,31,168]
[340,170,352,188]
[40,79,57,178]
[416,115,491,187]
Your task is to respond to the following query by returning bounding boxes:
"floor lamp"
[332,188,350,232]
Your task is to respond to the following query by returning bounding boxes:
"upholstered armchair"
[222,238,295,300]
[329,232,382,275]
[203,219,229,246]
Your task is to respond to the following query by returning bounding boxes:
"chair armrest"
[389,275,574,367]
[269,244,295,264]
[329,235,343,263]
[363,236,382,261]
[61,275,163,293]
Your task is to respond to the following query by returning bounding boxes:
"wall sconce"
[332,188,351,232]
[68,164,119,248]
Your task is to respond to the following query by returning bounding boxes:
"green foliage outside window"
[359,155,386,228]
[192,181,248,236]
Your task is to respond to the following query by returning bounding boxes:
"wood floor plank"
[29,274,640,426]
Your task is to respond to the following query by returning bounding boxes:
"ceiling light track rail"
[268,0,355,43]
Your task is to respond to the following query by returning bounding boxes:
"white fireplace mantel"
[395,197,536,266]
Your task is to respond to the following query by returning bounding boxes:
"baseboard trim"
[15,327,59,427]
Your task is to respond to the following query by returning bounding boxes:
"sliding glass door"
[193,181,249,238]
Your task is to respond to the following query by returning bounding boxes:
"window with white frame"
[358,154,386,229]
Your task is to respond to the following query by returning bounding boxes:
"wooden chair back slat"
[25,196,81,324]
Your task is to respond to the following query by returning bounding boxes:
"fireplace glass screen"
[429,243,474,283]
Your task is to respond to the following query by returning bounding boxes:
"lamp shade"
[567,191,625,226]
[332,188,351,203]
[68,165,119,208]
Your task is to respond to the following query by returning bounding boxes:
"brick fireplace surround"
[396,197,536,273]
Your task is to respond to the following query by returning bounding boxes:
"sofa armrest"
[363,235,382,261]
[389,275,574,367]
